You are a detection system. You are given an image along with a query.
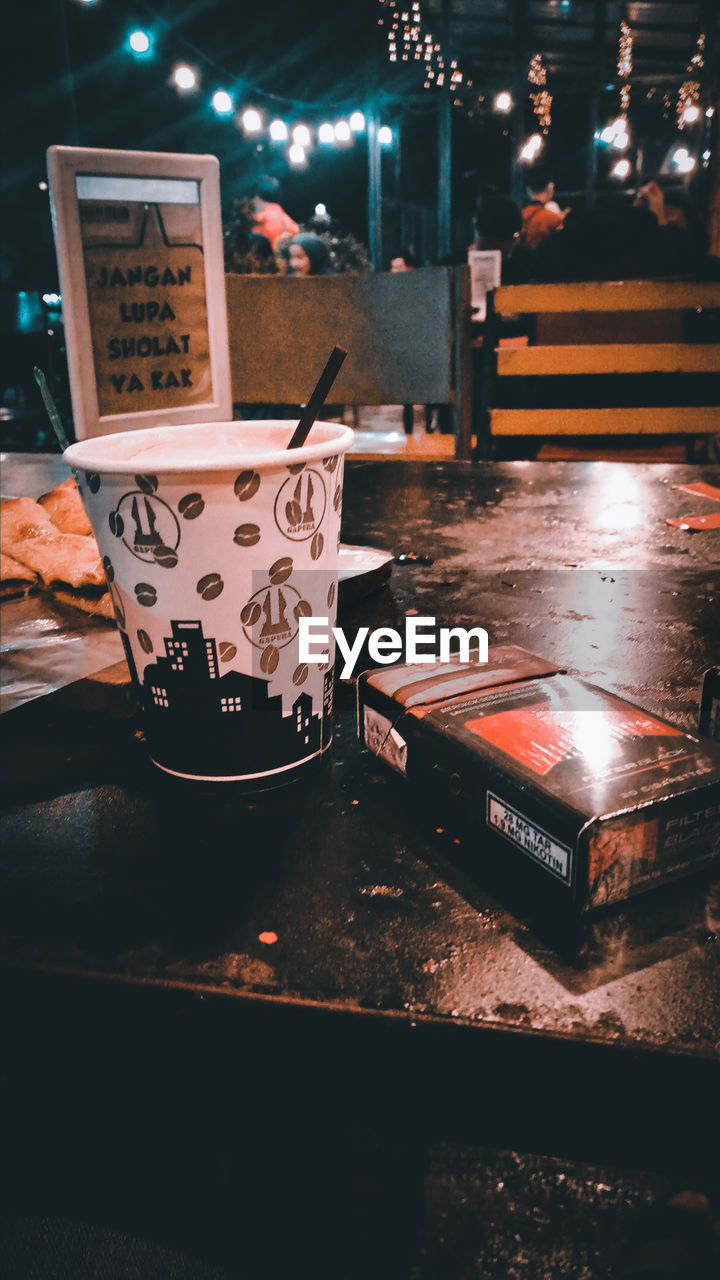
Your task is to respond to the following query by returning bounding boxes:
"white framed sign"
[47,146,231,440]
[468,248,502,320]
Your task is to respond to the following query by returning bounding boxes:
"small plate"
[338,544,393,604]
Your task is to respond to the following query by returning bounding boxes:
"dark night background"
[2,0,715,290]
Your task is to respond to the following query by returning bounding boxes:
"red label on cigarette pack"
[464,702,682,777]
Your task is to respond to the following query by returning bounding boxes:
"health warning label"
[486,792,572,882]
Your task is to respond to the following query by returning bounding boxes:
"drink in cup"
[64,419,354,787]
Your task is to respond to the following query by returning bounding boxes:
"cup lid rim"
[63,420,355,474]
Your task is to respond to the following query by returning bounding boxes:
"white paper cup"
[64,419,354,787]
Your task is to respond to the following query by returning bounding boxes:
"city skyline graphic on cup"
[69,421,350,784]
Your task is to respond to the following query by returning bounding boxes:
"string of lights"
[378,0,466,100]
[617,20,633,117]
[528,54,552,135]
[127,0,377,112]
[73,1,708,179]
[72,0,395,169]
[676,32,705,130]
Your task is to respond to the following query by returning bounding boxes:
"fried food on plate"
[38,476,93,536]
[52,585,116,619]
[1,496,106,590]
[0,551,40,599]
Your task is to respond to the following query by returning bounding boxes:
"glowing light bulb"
[378,125,393,145]
[242,108,262,133]
[682,103,700,124]
[334,120,351,142]
[494,91,512,113]
[289,143,306,165]
[173,65,197,91]
[293,124,310,147]
[270,120,288,141]
[211,90,234,116]
[611,158,631,179]
[520,134,543,161]
[128,30,151,55]
[672,148,696,173]
[318,123,335,143]
[350,111,365,131]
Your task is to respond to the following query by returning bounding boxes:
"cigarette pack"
[358,646,720,912]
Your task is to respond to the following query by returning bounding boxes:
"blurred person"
[472,194,523,256]
[471,193,536,284]
[520,172,568,251]
[250,176,299,249]
[524,178,718,282]
[287,232,334,277]
[634,180,711,264]
[224,198,278,274]
[390,248,418,272]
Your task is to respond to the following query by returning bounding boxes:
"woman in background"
[287,233,335,277]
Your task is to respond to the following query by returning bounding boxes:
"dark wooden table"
[1,455,719,1277]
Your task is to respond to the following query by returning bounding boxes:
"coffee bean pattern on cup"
[285,496,303,526]
[135,582,157,607]
[179,493,205,520]
[234,470,261,501]
[260,645,279,674]
[269,556,293,585]
[197,572,224,601]
[233,523,261,546]
[154,544,179,569]
[241,600,262,627]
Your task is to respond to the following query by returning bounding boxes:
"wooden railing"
[477,279,720,453]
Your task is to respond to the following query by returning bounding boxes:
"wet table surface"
[1,454,719,1167]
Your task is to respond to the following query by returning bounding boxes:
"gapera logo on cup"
[274,467,326,541]
[240,556,314,659]
[110,483,181,567]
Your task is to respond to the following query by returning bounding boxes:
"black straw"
[34,367,70,452]
[287,345,347,449]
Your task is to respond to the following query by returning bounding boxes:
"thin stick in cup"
[287,346,347,450]
[34,366,70,452]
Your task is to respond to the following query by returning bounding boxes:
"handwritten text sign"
[82,203,212,418]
